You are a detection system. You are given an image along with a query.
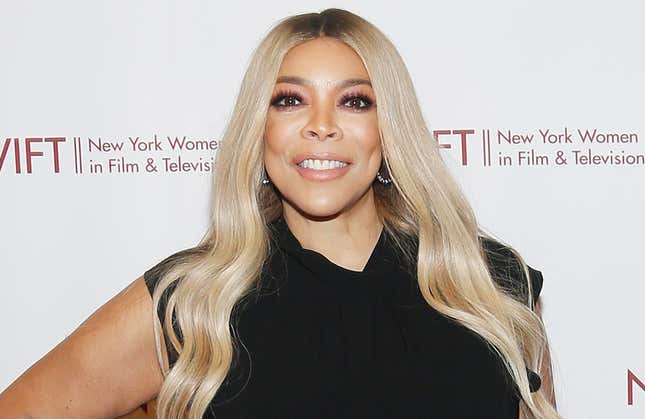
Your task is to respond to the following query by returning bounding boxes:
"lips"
[292,152,353,165]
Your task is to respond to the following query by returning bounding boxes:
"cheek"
[263,118,280,148]
[344,118,381,161]
[263,116,301,174]
[263,119,288,160]
[264,115,301,152]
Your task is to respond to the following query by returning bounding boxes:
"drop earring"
[376,161,392,186]
[261,166,271,185]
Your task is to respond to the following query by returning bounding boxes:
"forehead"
[277,37,371,86]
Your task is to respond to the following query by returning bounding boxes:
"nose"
[301,102,341,141]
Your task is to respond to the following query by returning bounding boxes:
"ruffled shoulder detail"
[479,236,543,308]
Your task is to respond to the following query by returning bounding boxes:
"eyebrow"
[275,75,372,88]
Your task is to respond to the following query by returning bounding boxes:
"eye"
[270,90,303,109]
[269,90,375,111]
[340,93,374,111]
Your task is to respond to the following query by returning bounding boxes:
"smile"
[294,158,352,181]
[297,159,349,170]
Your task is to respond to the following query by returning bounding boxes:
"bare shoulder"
[0,275,165,419]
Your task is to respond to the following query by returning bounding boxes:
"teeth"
[298,159,349,170]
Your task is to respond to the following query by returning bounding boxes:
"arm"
[0,275,167,418]
[519,297,557,419]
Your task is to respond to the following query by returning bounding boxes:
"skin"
[0,276,165,418]
[264,37,384,272]
[0,36,556,419]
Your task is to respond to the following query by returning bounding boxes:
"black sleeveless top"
[144,216,544,419]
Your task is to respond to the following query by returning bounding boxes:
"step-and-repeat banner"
[1,1,643,418]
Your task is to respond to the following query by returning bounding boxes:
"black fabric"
[143,216,544,418]
[480,236,543,308]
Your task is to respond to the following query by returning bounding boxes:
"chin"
[285,194,349,219]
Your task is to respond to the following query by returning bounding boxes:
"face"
[264,37,381,220]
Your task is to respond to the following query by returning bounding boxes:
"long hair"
[149,8,560,419]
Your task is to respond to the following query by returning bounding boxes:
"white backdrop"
[1,1,643,418]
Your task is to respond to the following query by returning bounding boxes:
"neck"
[281,190,383,272]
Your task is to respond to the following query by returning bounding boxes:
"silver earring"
[261,167,271,185]
[376,172,392,185]
[376,162,392,185]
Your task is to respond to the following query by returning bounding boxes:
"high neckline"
[268,215,390,280]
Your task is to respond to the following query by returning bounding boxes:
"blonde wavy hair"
[148,8,560,419]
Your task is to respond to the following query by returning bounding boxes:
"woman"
[0,8,560,419]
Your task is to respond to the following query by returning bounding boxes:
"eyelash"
[270,89,374,111]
